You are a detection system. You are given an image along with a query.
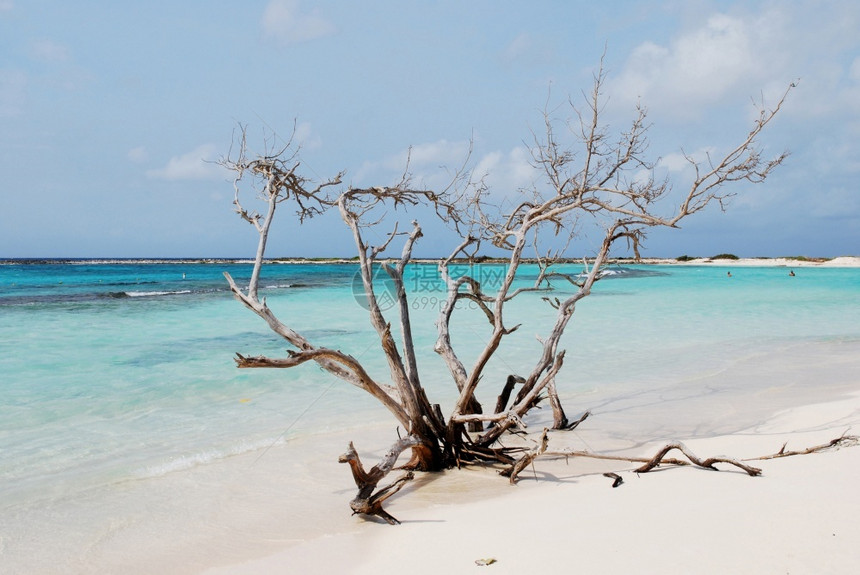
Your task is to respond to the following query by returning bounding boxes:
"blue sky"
[1,0,858,258]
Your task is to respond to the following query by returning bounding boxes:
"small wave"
[576,269,619,279]
[576,267,668,280]
[1,287,225,306]
[262,283,292,289]
[135,437,286,478]
[138,450,227,477]
[104,290,194,298]
[0,258,256,265]
[124,290,194,298]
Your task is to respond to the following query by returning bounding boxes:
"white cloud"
[609,3,860,128]
[293,121,322,150]
[658,147,716,173]
[31,40,69,62]
[261,0,335,45]
[657,152,691,173]
[366,141,540,200]
[610,13,762,117]
[501,30,558,69]
[403,139,472,169]
[352,139,473,189]
[473,146,534,194]
[147,144,225,181]
[504,33,531,62]
[370,139,470,175]
[127,146,148,163]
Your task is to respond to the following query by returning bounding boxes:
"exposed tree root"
[341,430,859,523]
[344,432,860,522]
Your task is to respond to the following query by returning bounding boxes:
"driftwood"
[493,375,525,416]
[341,431,858,523]
[560,409,591,432]
[529,432,860,485]
[603,472,624,487]
[749,432,859,461]
[506,438,762,483]
[500,428,550,484]
[220,73,796,522]
[634,442,763,476]
[338,436,420,524]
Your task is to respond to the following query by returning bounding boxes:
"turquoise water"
[0,262,371,500]
[1,260,858,572]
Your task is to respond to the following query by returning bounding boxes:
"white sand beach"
[205,341,860,575]
[628,256,860,268]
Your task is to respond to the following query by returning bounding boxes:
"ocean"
[1,259,858,573]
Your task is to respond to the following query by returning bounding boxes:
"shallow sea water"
[0,260,858,573]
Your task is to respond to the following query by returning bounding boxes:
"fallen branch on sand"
[507,431,859,484]
[634,442,763,475]
[748,432,859,461]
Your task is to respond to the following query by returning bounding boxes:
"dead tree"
[221,64,793,524]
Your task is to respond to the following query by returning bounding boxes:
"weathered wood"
[749,433,858,461]
[451,411,526,428]
[563,410,591,432]
[545,449,689,467]
[493,374,525,415]
[221,74,795,524]
[541,434,860,484]
[338,436,420,524]
[546,377,568,429]
[634,442,762,476]
[603,472,624,487]
[501,428,550,484]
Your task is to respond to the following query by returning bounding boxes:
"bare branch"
[501,428,550,484]
[339,437,420,524]
[635,442,762,476]
[222,68,794,524]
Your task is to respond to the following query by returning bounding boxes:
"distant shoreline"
[3,256,859,267]
[612,255,860,267]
